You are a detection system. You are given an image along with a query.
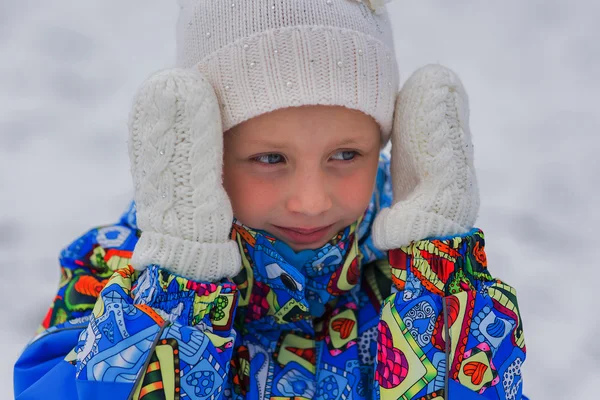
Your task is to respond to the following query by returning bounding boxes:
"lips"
[272,224,334,246]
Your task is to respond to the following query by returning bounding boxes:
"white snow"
[1,1,598,398]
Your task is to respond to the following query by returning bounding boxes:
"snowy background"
[1,0,598,398]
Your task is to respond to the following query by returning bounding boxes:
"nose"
[286,168,333,217]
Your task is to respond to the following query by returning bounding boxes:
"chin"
[287,240,330,252]
[270,220,353,252]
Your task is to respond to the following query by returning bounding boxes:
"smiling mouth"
[272,224,335,246]
[280,226,331,234]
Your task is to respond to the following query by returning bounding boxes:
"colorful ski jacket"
[14,156,527,400]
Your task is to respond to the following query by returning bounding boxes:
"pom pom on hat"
[354,0,393,13]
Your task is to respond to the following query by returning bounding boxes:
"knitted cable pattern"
[129,68,241,281]
[373,65,480,249]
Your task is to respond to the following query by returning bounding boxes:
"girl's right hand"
[128,68,241,282]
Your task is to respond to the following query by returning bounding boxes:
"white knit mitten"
[128,68,240,281]
[373,65,480,250]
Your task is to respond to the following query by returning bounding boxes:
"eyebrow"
[334,138,366,147]
[240,136,373,150]
[243,139,289,149]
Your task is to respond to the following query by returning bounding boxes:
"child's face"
[223,105,381,251]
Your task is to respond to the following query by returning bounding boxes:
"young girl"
[14,1,527,399]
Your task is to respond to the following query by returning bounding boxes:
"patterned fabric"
[227,219,388,399]
[14,156,527,399]
[230,218,361,322]
[70,263,237,399]
[39,217,140,332]
[376,230,526,399]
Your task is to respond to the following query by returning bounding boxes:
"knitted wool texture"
[176,0,399,141]
[373,65,480,249]
[128,69,241,281]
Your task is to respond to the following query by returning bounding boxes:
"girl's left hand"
[373,64,480,249]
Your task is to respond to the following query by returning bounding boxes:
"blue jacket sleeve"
[374,230,527,399]
[14,221,240,400]
[340,152,528,399]
[15,219,140,399]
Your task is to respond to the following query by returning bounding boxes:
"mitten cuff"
[372,206,470,250]
[131,231,241,282]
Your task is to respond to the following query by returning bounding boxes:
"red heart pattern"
[331,317,355,340]
[463,361,488,386]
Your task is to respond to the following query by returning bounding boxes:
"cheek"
[223,167,281,227]
[332,161,379,217]
[335,177,374,213]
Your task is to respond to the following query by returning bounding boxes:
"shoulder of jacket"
[59,220,139,270]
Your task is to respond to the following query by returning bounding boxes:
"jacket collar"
[231,220,362,324]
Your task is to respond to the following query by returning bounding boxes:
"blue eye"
[254,154,284,164]
[331,150,357,161]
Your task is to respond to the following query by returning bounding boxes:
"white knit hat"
[176,0,399,141]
